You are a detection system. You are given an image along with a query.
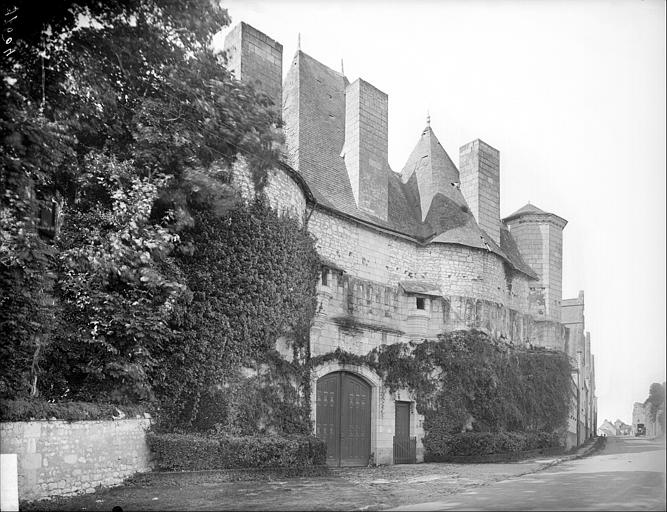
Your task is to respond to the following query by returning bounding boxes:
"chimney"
[459,140,501,245]
[223,22,283,112]
[342,79,389,220]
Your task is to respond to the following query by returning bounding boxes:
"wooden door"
[394,401,415,464]
[316,372,371,466]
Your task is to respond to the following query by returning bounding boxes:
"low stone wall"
[0,418,152,502]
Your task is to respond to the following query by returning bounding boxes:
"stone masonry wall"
[0,419,152,502]
[312,269,536,358]
[308,209,532,318]
[231,159,561,350]
[231,157,307,222]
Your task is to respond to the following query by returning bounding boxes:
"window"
[321,269,329,286]
[416,297,426,310]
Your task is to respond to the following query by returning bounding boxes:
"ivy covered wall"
[310,329,572,458]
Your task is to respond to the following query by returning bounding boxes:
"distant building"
[613,419,632,435]
[632,402,662,437]
[223,21,598,465]
[598,420,618,437]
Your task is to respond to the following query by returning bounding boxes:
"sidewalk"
[22,438,605,511]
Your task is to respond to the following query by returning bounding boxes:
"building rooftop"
[503,203,568,227]
[285,50,538,280]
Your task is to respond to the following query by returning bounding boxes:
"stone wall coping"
[1,416,151,425]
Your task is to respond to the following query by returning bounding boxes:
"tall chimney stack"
[342,79,389,221]
[223,22,283,112]
[459,140,501,245]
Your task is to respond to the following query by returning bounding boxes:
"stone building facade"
[632,402,663,437]
[223,22,597,465]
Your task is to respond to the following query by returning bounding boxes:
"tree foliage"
[155,194,320,431]
[368,330,572,437]
[1,0,303,414]
[645,382,666,433]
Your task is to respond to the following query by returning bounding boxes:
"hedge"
[424,431,563,460]
[0,399,149,422]
[147,432,327,471]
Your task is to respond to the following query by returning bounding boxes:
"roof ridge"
[295,49,347,78]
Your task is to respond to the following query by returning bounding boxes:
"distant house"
[613,419,632,435]
[597,419,617,436]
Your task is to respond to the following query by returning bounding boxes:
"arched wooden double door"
[316,372,371,466]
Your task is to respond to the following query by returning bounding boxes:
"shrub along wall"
[146,432,326,471]
[424,431,563,461]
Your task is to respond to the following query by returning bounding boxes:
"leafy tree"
[41,156,182,402]
[0,82,70,397]
[645,382,666,432]
[2,0,286,402]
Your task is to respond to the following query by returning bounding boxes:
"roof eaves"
[278,160,317,204]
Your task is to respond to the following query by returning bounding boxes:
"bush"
[147,431,326,471]
[424,430,563,459]
[0,399,149,422]
[526,431,563,449]
[494,431,528,453]
[147,432,221,471]
[305,435,327,465]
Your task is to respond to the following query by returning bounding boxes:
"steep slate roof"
[284,50,537,280]
[499,224,539,279]
[400,124,465,218]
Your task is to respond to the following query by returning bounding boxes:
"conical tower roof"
[505,203,547,218]
[400,124,467,220]
[503,202,567,227]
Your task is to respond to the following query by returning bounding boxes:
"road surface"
[392,436,666,511]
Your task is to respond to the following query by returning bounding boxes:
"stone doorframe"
[311,362,381,464]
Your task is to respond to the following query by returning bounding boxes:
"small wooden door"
[395,401,410,440]
[394,401,415,464]
[316,372,371,466]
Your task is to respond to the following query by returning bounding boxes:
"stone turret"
[503,204,567,321]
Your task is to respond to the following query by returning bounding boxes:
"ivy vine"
[311,330,572,450]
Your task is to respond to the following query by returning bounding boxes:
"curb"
[543,437,605,467]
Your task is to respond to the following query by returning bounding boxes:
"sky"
[214,0,666,425]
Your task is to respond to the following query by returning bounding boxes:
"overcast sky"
[215,0,666,425]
